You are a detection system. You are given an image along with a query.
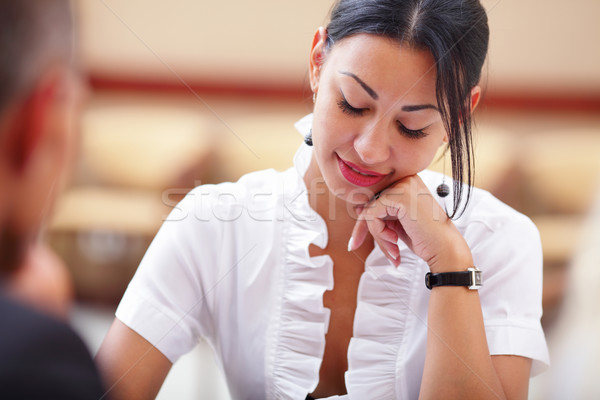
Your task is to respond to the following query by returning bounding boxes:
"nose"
[353,120,391,165]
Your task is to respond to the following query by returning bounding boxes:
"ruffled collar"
[266,114,425,399]
[265,114,334,399]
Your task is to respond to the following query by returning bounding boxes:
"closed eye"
[398,122,428,139]
[337,93,366,116]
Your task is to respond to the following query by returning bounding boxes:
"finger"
[352,198,399,251]
[365,216,401,264]
[365,207,400,246]
[388,219,412,249]
[353,204,365,216]
[374,235,401,266]
[349,213,369,251]
[383,224,401,265]
[380,223,399,244]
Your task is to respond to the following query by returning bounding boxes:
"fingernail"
[347,236,354,252]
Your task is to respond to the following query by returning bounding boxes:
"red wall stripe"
[88,75,600,114]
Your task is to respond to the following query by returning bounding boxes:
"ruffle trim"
[266,167,334,400]
[266,131,421,399]
[346,244,419,399]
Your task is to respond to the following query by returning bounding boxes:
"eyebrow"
[339,71,379,100]
[339,70,439,112]
[401,104,439,112]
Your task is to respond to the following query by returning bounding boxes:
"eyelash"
[337,97,365,116]
[337,96,429,139]
[398,123,428,139]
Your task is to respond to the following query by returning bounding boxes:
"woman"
[96,0,549,399]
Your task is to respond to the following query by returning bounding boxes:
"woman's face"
[309,31,448,206]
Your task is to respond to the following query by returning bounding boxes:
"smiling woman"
[306,35,447,207]
[96,1,549,399]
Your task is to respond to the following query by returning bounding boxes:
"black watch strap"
[425,267,482,290]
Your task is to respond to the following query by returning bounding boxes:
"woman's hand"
[348,175,473,273]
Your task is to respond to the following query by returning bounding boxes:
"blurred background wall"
[53,1,600,399]
[77,0,600,95]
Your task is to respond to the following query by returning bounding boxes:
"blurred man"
[0,1,104,398]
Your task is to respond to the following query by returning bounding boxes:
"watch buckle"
[468,267,483,290]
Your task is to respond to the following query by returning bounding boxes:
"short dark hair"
[0,0,74,112]
[326,0,489,217]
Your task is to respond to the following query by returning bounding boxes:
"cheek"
[418,143,442,166]
[312,105,356,152]
[393,140,444,176]
[408,127,447,171]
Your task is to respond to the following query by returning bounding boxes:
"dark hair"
[326,0,489,217]
[0,0,74,112]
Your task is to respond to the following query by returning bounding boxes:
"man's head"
[0,0,82,275]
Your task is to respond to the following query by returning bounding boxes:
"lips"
[336,154,387,187]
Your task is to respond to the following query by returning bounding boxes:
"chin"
[331,183,377,206]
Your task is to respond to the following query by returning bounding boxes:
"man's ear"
[4,75,58,174]
[309,27,329,95]
[470,85,481,112]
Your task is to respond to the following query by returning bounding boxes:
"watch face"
[474,273,482,286]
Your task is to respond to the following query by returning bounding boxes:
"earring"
[304,129,313,146]
[436,149,450,198]
[312,92,317,103]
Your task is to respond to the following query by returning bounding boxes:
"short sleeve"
[116,186,222,363]
[467,211,550,375]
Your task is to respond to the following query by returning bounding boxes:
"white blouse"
[116,115,549,400]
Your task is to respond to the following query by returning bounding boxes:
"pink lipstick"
[337,154,386,187]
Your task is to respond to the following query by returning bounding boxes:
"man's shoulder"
[0,294,84,358]
[0,294,105,399]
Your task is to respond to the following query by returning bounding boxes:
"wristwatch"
[425,267,482,290]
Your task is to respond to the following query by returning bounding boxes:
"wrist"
[425,226,473,274]
[426,235,473,274]
[427,252,473,274]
